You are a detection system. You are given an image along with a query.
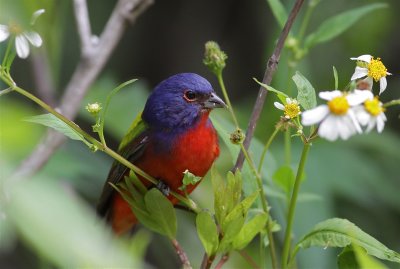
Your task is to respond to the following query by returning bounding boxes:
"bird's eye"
[184,90,197,102]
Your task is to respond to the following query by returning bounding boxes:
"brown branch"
[238,250,260,269]
[171,239,193,269]
[73,0,93,57]
[215,254,229,269]
[234,0,305,171]
[12,0,153,179]
[200,253,215,269]
[30,51,56,107]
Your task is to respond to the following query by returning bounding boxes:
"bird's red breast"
[111,112,219,234]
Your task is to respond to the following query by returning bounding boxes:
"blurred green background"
[1,0,400,268]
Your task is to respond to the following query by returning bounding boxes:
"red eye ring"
[183,90,196,102]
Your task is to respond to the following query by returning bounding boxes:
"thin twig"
[234,0,305,171]
[171,239,193,269]
[239,250,260,269]
[200,253,215,269]
[73,0,93,57]
[12,0,153,179]
[215,254,229,269]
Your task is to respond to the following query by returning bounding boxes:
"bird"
[97,73,226,235]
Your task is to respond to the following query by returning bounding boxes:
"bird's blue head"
[142,73,226,132]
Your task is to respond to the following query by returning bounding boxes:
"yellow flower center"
[367,57,387,82]
[8,21,23,35]
[328,96,349,115]
[284,103,300,118]
[364,97,385,116]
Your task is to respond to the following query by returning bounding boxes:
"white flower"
[350,54,391,95]
[301,90,371,141]
[353,91,387,133]
[0,9,45,59]
[274,98,301,119]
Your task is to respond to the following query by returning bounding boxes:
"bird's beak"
[203,92,227,109]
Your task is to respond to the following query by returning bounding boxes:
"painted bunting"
[97,73,226,234]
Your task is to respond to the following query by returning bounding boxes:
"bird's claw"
[156,180,170,196]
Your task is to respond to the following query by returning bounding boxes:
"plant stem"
[217,73,239,128]
[200,253,216,269]
[258,127,280,174]
[171,239,192,269]
[383,99,400,108]
[284,129,291,165]
[215,254,229,269]
[297,0,318,43]
[281,143,311,269]
[239,143,278,269]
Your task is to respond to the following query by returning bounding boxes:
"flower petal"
[274,102,284,110]
[0,24,10,42]
[318,116,339,141]
[347,90,372,106]
[319,90,342,101]
[348,110,362,134]
[338,115,358,139]
[365,118,376,133]
[31,9,45,25]
[301,105,329,126]
[379,78,387,95]
[354,107,370,126]
[24,31,42,47]
[15,35,30,58]
[376,116,385,133]
[350,55,372,63]
[351,67,368,80]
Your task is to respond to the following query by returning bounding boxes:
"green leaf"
[24,113,86,142]
[295,218,400,264]
[265,0,287,28]
[218,214,245,253]
[179,170,202,191]
[353,244,389,269]
[292,71,317,110]
[223,191,259,229]
[211,165,226,225]
[144,189,177,239]
[272,165,295,195]
[304,3,388,49]
[232,213,268,250]
[333,66,339,90]
[338,246,358,269]
[196,211,219,256]
[254,77,288,103]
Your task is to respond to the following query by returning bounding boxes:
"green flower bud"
[230,128,245,145]
[86,102,102,115]
[203,41,227,75]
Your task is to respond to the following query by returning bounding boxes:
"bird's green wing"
[97,113,149,217]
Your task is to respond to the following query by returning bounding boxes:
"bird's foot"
[156,180,170,196]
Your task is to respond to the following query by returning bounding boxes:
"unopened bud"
[230,128,245,145]
[203,41,227,75]
[86,102,102,115]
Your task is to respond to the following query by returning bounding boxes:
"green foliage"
[294,218,400,264]
[196,168,266,255]
[265,0,287,28]
[179,170,202,191]
[254,77,288,103]
[112,173,177,240]
[272,165,295,196]
[24,113,89,144]
[333,66,339,90]
[196,211,219,256]
[304,3,388,50]
[5,177,139,268]
[338,245,389,269]
[292,71,317,110]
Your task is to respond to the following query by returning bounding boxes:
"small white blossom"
[0,9,45,59]
[301,90,371,141]
[274,98,301,119]
[350,54,391,95]
[353,91,386,133]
